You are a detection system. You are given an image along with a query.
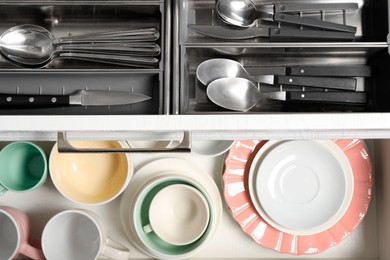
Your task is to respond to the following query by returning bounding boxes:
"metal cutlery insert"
[0,1,168,115]
[175,0,390,113]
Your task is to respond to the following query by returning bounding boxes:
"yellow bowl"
[49,141,133,205]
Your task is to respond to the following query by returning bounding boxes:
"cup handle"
[20,242,45,260]
[143,223,153,233]
[101,237,131,260]
[0,183,7,196]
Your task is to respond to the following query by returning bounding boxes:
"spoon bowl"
[196,58,253,85]
[0,24,161,68]
[216,0,261,27]
[207,77,262,111]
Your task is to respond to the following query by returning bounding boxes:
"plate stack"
[223,139,373,255]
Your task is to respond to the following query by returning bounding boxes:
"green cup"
[0,142,47,195]
[132,175,214,258]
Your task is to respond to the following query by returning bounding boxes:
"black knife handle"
[273,3,359,12]
[287,66,372,77]
[286,91,367,104]
[273,13,357,33]
[269,28,355,40]
[275,76,357,91]
[0,94,70,108]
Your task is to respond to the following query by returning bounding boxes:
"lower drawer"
[0,139,388,259]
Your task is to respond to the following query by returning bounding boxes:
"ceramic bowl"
[191,140,233,157]
[120,157,222,260]
[132,175,214,259]
[145,184,210,246]
[49,140,133,205]
[248,140,354,235]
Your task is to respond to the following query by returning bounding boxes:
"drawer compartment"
[0,1,168,115]
[175,0,390,114]
[179,0,388,43]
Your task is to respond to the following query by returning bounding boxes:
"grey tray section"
[179,0,388,44]
[178,45,388,114]
[0,71,162,115]
[0,1,169,115]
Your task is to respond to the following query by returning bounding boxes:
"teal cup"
[0,142,47,195]
[132,175,215,259]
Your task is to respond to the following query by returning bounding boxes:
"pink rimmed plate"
[222,139,373,255]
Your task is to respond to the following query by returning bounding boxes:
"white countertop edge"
[0,113,389,140]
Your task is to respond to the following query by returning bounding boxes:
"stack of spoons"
[196,59,370,111]
[0,24,161,68]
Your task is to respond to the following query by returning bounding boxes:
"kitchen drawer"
[0,138,389,259]
[174,0,390,114]
[0,1,170,115]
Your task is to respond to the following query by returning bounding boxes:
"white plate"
[249,140,354,235]
[120,157,222,259]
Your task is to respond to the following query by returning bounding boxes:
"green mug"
[0,141,47,195]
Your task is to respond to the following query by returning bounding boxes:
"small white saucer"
[249,140,354,235]
[191,140,233,157]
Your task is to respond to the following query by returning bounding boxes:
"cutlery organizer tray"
[175,0,390,114]
[0,1,168,115]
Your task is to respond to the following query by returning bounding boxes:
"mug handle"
[0,183,7,196]
[102,237,131,260]
[20,242,45,260]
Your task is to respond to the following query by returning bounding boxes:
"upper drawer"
[0,1,168,115]
[175,0,390,115]
[179,0,388,44]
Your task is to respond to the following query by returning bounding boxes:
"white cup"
[42,209,130,260]
[143,184,210,245]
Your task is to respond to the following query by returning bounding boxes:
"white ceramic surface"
[250,140,354,235]
[191,140,233,157]
[146,184,210,245]
[42,209,130,260]
[120,158,222,260]
[49,141,133,205]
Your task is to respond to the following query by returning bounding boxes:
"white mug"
[42,209,130,260]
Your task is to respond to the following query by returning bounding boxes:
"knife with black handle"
[0,90,151,108]
[244,65,372,77]
[188,25,355,40]
[267,91,368,104]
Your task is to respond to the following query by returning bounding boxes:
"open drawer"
[0,1,169,115]
[0,138,389,259]
[174,0,390,114]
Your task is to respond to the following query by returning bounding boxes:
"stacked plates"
[120,158,222,259]
[222,139,373,255]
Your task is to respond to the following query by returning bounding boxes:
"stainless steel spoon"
[207,77,367,111]
[196,58,357,91]
[0,25,159,68]
[216,0,357,32]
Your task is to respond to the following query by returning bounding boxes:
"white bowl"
[191,140,233,157]
[248,140,354,236]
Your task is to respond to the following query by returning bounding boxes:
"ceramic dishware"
[223,139,372,255]
[0,206,44,260]
[132,175,214,259]
[0,141,47,196]
[248,140,354,235]
[143,184,210,245]
[49,140,133,205]
[120,158,222,260]
[191,140,233,157]
[42,209,130,260]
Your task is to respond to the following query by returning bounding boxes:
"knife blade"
[0,90,151,108]
[188,25,355,40]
